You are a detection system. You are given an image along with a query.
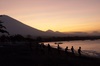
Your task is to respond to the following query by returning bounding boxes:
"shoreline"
[0,42,100,66]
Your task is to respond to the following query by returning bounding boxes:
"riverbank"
[0,42,100,66]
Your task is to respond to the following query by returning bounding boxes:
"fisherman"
[57,44,60,54]
[78,47,82,56]
[47,43,51,53]
[65,46,68,53]
[71,46,74,54]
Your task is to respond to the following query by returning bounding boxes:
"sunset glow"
[0,0,100,32]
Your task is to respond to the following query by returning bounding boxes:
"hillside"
[0,15,66,37]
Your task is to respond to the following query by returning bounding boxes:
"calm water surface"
[44,39,100,58]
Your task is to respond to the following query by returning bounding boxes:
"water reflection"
[44,40,100,58]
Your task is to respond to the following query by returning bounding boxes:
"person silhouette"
[65,46,68,53]
[47,43,51,53]
[41,43,45,54]
[78,47,82,56]
[57,44,60,54]
[71,46,74,54]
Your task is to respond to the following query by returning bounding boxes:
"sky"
[0,0,100,32]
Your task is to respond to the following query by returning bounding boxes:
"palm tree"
[0,20,9,35]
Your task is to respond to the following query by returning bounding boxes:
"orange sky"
[0,0,100,32]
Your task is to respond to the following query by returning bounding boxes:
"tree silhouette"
[0,20,9,35]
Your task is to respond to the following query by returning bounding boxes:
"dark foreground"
[0,42,100,66]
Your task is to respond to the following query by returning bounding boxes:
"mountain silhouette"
[0,15,66,37]
[1,15,99,37]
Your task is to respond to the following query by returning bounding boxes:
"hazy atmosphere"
[0,0,100,66]
[0,0,100,32]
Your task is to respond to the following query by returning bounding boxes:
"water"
[43,39,100,58]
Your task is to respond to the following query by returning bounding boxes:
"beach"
[0,42,100,66]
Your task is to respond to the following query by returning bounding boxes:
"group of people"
[56,44,82,56]
[65,46,82,56]
[41,43,82,56]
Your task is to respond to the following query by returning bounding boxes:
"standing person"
[65,46,68,53]
[57,44,60,54]
[47,43,51,53]
[71,46,74,54]
[41,43,45,54]
[78,47,82,56]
